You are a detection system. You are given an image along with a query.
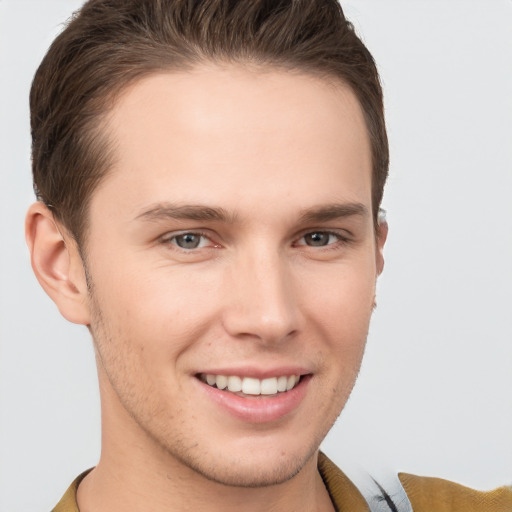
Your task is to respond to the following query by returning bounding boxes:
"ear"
[25,202,91,325]
[375,218,388,276]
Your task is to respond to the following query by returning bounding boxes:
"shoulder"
[52,469,92,512]
[318,452,371,511]
[399,472,512,512]
[319,452,512,512]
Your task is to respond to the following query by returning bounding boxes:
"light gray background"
[1,1,511,510]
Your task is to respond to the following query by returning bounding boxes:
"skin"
[26,65,387,512]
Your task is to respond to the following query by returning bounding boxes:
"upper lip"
[195,366,311,379]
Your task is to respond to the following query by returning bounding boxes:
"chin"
[176,445,316,488]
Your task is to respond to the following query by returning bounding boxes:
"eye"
[166,232,211,250]
[298,231,341,247]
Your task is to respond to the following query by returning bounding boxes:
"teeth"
[227,375,242,392]
[242,377,260,395]
[261,377,278,395]
[286,375,297,391]
[215,375,228,390]
[202,373,301,395]
[277,376,287,392]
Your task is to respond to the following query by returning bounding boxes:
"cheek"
[89,261,222,363]
[301,260,376,324]
[298,259,376,368]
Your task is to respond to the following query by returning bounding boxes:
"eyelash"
[160,230,350,252]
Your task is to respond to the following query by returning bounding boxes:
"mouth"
[196,370,311,423]
[197,373,302,397]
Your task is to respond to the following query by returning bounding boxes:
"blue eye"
[301,232,339,247]
[170,233,207,249]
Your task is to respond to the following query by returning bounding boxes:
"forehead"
[94,65,372,221]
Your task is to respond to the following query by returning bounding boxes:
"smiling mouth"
[198,373,302,396]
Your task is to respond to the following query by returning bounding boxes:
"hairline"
[73,60,379,252]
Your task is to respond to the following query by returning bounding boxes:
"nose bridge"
[222,243,299,343]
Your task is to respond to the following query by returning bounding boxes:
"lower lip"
[197,375,311,424]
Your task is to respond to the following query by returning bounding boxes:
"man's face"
[83,66,384,486]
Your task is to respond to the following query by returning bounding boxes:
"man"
[23,1,512,511]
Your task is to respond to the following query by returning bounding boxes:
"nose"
[221,248,300,344]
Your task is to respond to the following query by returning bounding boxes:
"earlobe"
[25,202,91,325]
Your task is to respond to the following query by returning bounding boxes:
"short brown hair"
[30,0,388,245]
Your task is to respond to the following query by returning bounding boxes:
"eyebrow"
[135,203,237,223]
[135,201,368,224]
[298,202,368,223]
